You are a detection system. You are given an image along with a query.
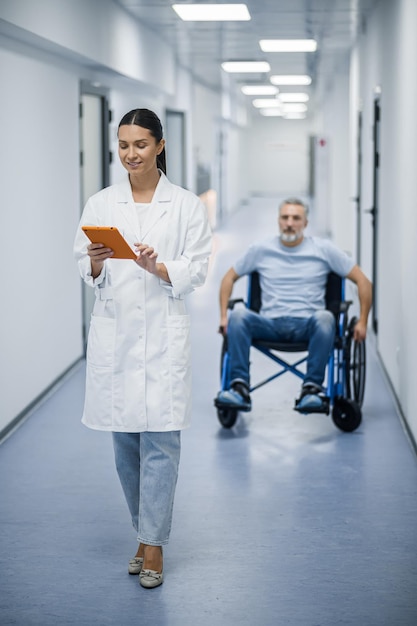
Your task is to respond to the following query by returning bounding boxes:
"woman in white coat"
[74,108,212,588]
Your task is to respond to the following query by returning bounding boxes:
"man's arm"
[219,267,241,333]
[346,265,373,341]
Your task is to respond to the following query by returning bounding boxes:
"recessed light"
[259,109,283,117]
[270,75,312,85]
[222,61,270,73]
[241,85,278,95]
[252,99,281,108]
[284,113,307,119]
[260,39,317,52]
[279,93,309,102]
[172,4,251,21]
[282,103,308,113]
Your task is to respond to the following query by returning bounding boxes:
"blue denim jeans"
[227,308,336,389]
[112,431,181,546]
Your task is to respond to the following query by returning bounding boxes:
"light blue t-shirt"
[233,236,355,318]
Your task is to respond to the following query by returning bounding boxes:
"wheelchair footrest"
[294,395,330,415]
[214,395,251,412]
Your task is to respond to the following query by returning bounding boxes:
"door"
[79,90,111,350]
[368,98,380,334]
[165,110,186,187]
[354,111,363,265]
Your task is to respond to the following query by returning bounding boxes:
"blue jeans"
[112,431,181,546]
[227,309,336,389]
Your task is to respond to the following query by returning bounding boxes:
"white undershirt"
[135,202,151,230]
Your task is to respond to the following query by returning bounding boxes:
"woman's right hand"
[87,243,113,278]
[87,242,114,261]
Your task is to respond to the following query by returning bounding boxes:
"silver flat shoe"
[139,568,164,588]
[128,557,144,575]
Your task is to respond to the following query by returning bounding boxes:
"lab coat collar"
[115,171,173,204]
[115,171,173,240]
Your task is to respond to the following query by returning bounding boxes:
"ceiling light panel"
[270,75,312,86]
[279,93,309,102]
[241,85,278,95]
[172,4,251,21]
[260,39,317,52]
[252,99,281,108]
[222,61,270,73]
[259,109,283,117]
[284,113,307,119]
[282,103,308,113]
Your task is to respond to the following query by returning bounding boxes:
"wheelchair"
[214,272,366,432]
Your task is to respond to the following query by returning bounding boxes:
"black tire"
[345,318,366,407]
[220,335,228,380]
[217,336,238,428]
[332,397,362,432]
[217,407,238,428]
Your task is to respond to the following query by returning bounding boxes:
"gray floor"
[1,198,417,626]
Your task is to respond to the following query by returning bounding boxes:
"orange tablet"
[82,226,136,260]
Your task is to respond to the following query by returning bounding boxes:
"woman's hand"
[134,243,171,283]
[87,243,114,278]
[87,242,114,261]
[134,243,158,274]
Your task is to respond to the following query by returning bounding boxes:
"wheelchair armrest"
[328,300,352,315]
[340,300,352,313]
[227,298,245,310]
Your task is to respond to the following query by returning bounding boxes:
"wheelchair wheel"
[216,335,238,428]
[220,335,228,379]
[217,406,238,429]
[332,397,362,432]
[345,318,366,407]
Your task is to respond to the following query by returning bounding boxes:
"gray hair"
[279,198,309,217]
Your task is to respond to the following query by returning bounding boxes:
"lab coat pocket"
[166,315,191,366]
[87,315,115,368]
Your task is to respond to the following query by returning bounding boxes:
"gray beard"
[280,232,301,243]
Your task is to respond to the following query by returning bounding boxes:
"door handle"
[365,207,376,216]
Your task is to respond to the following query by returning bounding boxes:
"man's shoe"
[128,557,143,574]
[294,383,329,414]
[216,382,251,411]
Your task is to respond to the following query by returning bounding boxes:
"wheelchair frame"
[215,272,366,432]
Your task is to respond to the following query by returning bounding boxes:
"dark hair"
[118,108,166,174]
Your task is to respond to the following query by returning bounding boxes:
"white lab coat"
[73,172,212,432]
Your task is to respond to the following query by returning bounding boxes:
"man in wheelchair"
[216,198,372,414]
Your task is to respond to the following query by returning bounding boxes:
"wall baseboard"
[374,339,417,457]
[0,358,84,445]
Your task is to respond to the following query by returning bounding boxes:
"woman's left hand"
[134,243,158,274]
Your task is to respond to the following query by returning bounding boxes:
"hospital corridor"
[1,1,417,625]
[1,198,416,625]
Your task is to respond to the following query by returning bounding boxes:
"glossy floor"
[1,198,416,626]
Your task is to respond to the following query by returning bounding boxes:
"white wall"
[0,1,203,436]
[241,115,313,199]
[373,0,417,440]
[394,0,417,441]
[223,121,245,216]
[0,0,176,95]
[321,57,354,256]
[325,0,417,442]
[0,45,82,433]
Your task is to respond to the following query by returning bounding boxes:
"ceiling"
[114,0,378,117]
